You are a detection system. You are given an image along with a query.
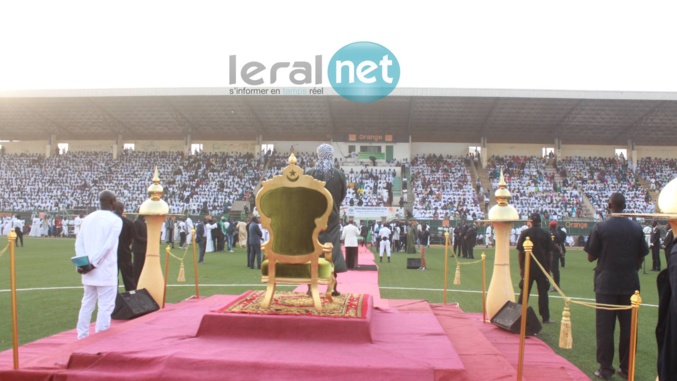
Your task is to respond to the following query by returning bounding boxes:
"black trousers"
[595,293,633,375]
[518,273,550,322]
[345,246,358,269]
[133,251,146,285]
[248,244,261,269]
[14,227,23,247]
[118,254,136,292]
[463,242,475,259]
[551,252,561,287]
[453,237,461,255]
[652,245,661,271]
[198,240,206,263]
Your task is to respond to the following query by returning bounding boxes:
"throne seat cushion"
[261,258,333,279]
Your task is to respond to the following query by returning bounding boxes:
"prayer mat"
[214,290,369,319]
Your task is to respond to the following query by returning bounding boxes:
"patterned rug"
[214,290,369,319]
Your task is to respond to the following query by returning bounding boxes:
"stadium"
[1,86,676,380]
[3,1,677,379]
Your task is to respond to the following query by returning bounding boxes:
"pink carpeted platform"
[0,246,590,381]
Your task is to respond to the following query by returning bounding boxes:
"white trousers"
[77,285,117,339]
[379,239,391,257]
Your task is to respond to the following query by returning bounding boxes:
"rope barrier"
[524,249,640,381]
[0,243,9,259]
[448,244,484,285]
[166,244,191,282]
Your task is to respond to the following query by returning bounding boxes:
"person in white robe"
[74,215,83,236]
[485,224,493,247]
[29,217,41,237]
[75,190,122,340]
[41,218,49,236]
[205,219,218,253]
[2,218,12,236]
[62,219,70,237]
[185,216,194,244]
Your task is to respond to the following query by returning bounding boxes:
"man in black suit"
[663,225,674,264]
[114,202,137,291]
[131,214,147,285]
[459,223,469,258]
[463,223,477,259]
[453,224,462,256]
[248,216,263,269]
[196,218,206,263]
[517,213,554,324]
[651,220,662,271]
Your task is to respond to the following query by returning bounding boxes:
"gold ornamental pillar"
[136,167,170,306]
[658,178,677,243]
[485,171,520,320]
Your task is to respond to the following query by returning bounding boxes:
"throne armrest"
[322,242,334,263]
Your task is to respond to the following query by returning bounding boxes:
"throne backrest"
[256,153,333,257]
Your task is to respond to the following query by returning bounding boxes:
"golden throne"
[256,153,336,311]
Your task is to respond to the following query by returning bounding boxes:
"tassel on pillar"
[453,263,461,285]
[559,298,573,349]
[177,261,185,282]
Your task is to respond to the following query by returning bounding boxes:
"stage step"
[431,303,590,381]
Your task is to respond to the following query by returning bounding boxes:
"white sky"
[1,0,677,92]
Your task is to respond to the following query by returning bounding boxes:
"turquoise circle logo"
[328,41,400,103]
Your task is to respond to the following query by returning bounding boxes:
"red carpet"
[0,246,590,381]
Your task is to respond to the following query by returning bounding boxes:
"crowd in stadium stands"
[3,148,676,227]
[486,155,584,220]
[637,157,677,191]
[557,156,652,218]
[409,154,484,220]
[0,150,262,216]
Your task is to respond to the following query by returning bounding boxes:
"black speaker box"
[407,258,421,269]
[112,289,159,320]
[490,301,542,336]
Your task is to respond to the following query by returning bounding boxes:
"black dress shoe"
[593,369,614,380]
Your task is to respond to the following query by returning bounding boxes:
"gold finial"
[288,152,297,166]
[658,177,677,214]
[148,166,164,201]
[488,169,519,221]
[139,167,170,216]
[523,236,534,251]
[630,290,642,306]
[495,169,511,206]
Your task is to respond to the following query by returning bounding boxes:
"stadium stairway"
[580,195,597,219]
[475,163,495,208]
[637,177,660,207]
[546,160,595,219]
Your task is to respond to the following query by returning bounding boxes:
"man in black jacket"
[131,215,147,285]
[114,202,137,291]
[196,219,206,263]
[247,216,263,269]
[548,220,566,291]
[651,220,662,271]
[464,223,477,259]
[453,224,462,256]
[584,193,648,380]
[517,213,554,324]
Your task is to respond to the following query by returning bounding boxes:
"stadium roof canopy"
[1,87,677,146]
